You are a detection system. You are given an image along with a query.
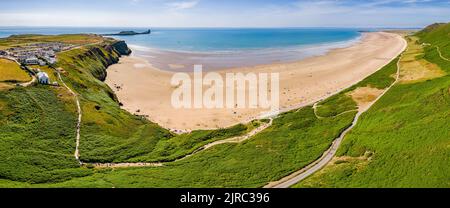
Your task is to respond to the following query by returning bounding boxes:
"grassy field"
[399,36,445,83]
[295,24,450,188]
[0,58,31,83]
[0,34,104,49]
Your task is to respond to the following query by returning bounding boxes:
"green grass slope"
[417,23,450,58]
[24,107,357,188]
[0,87,91,183]
[296,24,450,188]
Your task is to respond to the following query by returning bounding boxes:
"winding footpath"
[88,118,273,168]
[19,76,37,87]
[312,102,357,120]
[202,119,273,151]
[55,69,82,165]
[436,46,450,61]
[265,38,407,188]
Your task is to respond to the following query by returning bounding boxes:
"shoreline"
[105,32,407,131]
[128,34,363,72]
[128,34,363,55]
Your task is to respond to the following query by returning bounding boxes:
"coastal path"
[436,46,450,61]
[312,102,357,120]
[54,68,83,165]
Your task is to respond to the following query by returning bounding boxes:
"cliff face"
[56,39,132,103]
[112,40,132,56]
[69,40,131,82]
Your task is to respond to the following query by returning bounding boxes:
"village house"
[37,71,50,84]
[25,57,39,65]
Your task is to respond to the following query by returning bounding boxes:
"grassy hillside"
[4,107,356,188]
[417,23,450,58]
[296,23,450,188]
[0,86,90,183]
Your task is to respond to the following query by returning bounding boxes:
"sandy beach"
[105,32,406,131]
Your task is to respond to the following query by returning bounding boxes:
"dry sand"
[105,32,406,131]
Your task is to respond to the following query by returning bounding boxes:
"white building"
[37,72,50,84]
[25,57,39,65]
[38,60,46,66]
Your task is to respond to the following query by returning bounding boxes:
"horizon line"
[0,25,425,29]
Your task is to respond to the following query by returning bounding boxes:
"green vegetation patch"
[0,86,92,183]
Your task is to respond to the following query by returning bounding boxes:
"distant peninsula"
[103,29,151,36]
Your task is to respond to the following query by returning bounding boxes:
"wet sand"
[105,32,406,131]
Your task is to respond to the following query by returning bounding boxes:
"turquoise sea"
[0,27,361,52]
[0,27,364,70]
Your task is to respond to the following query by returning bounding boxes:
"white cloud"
[0,0,448,27]
[166,0,199,10]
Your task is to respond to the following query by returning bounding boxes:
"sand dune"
[105,32,406,131]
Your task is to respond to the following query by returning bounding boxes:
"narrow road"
[19,76,36,87]
[265,38,407,188]
[264,110,364,188]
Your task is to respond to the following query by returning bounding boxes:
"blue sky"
[0,0,449,27]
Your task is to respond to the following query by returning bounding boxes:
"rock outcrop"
[112,40,132,56]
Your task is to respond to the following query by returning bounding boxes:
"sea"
[0,27,365,71]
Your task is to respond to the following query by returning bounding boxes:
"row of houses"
[6,42,74,66]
